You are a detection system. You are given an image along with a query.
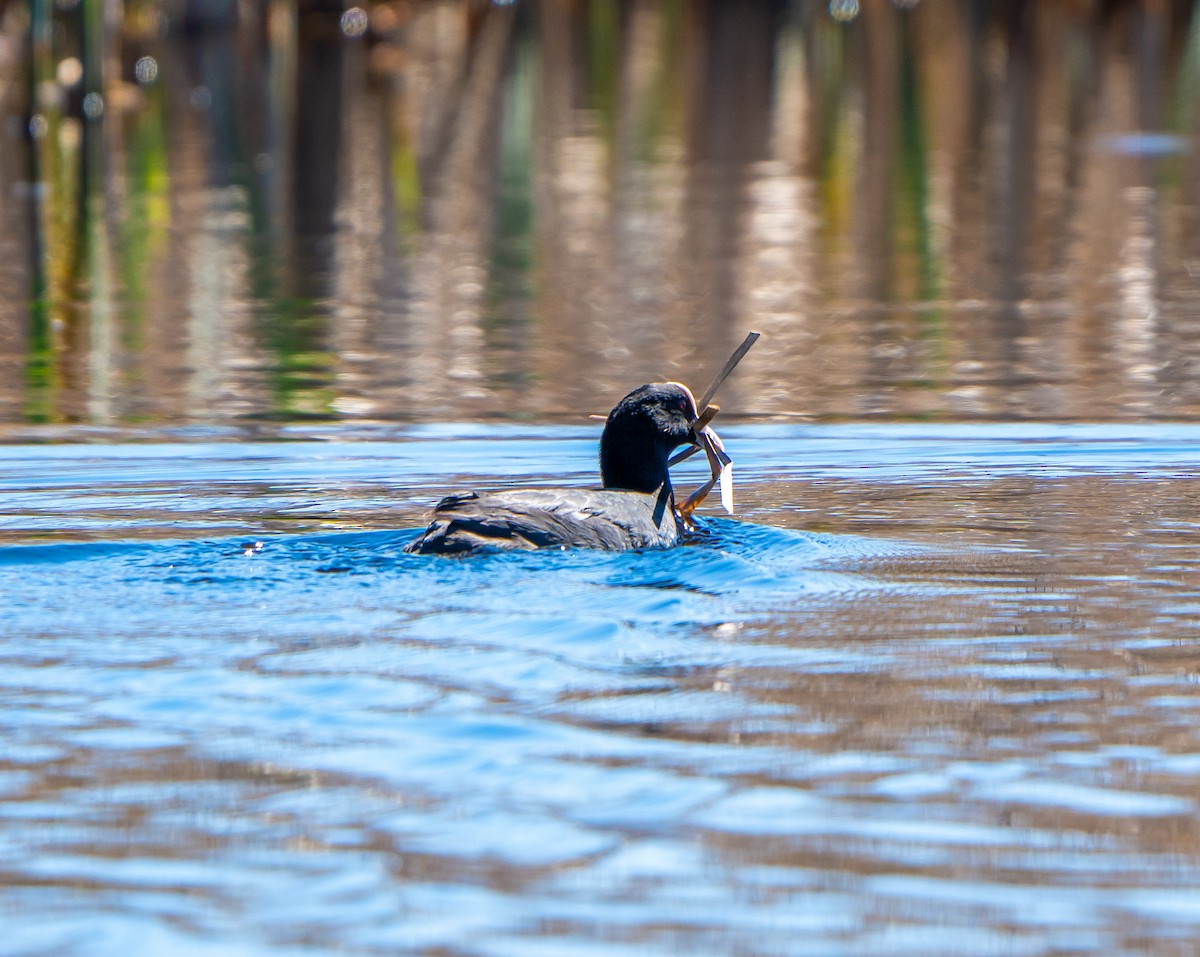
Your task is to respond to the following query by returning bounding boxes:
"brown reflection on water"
[765,474,1200,720]
[612,471,1200,944]
[2,1,1200,425]
[6,445,1200,949]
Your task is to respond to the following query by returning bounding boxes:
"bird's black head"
[599,382,699,492]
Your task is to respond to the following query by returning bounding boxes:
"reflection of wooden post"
[733,19,815,417]
[997,0,1036,308]
[1113,1,1170,416]
[406,6,514,413]
[0,198,28,419]
[604,0,690,393]
[1178,5,1200,306]
[160,21,275,420]
[853,0,897,306]
[85,158,115,423]
[679,0,778,390]
[0,11,32,422]
[291,9,343,298]
[266,0,297,250]
[329,33,386,417]
[1062,3,1175,419]
[533,0,606,410]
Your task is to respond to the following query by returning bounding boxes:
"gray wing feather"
[404,487,679,555]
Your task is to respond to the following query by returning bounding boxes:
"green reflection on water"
[257,302,337,420]
[587,0,620,146]
[483,33,535,391]
[7,0,1200,428]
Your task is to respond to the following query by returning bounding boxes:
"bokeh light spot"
[829,0,860,22]
[56,57,83,88]
[82,92,104,119]
[134,56,159,85]
[340,7,369,38]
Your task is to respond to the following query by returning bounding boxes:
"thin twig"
[695,331,760,413]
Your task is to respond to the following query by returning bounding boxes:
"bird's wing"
[406,487,677,554]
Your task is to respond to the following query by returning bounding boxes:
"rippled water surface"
[4,424,1200,956]
[7,1,1200,426]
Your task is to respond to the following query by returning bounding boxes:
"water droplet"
[190,85,211,110]
[82,92,104,119]
[340,6,369,38]
[134,56,158,86]
[28,114,48,140]
[829,0,860,22]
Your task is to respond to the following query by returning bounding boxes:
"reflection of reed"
[2,0,1200,426]
[330,38,387,418]
[185,184,264,418]
[405,3,514,414]
[533,0,611,409]
[0,8,30,423]
[733,18,814,417]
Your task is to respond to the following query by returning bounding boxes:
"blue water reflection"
[4,426,1200,955]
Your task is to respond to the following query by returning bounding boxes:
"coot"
[404,382,706,555]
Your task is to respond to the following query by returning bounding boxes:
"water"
[6,1,1200,952]
[4,425,1200,956]
[5,1,1200,425]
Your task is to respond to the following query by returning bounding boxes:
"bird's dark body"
[404,382,700,556]
[403,485,680,554]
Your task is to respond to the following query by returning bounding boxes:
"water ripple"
[5,430,1200,955]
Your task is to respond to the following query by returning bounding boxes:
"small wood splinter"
[672,331,760,525]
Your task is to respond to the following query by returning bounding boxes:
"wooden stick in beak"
[673,332,759,520]
[668,403,720,468]
[695,331,760,413]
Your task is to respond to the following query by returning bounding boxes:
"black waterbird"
[404,382,709,555]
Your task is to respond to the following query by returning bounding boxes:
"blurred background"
[1,0,1199,427]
